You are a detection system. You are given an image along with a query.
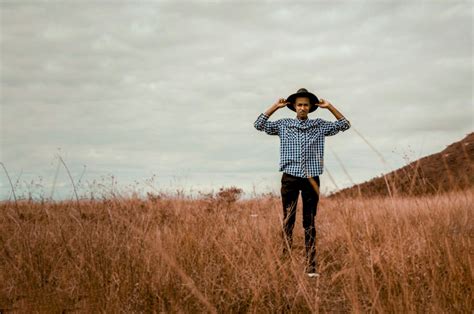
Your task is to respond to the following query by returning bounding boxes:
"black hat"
[286,88,320,113]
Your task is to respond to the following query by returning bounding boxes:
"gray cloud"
[1,1,472,199]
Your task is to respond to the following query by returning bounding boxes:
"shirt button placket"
[301,124,306,177]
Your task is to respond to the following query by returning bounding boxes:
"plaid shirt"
[254,113,351,178]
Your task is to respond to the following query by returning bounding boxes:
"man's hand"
[317,98,332,109]
[274,98,290,109]
[264,98,289,116]
[318,98,346,120]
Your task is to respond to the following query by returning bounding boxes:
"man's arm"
[254,98,289,135]
[264,98,289,116]
[316,98,351,136]
[318,98,347,121]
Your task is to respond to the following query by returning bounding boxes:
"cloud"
[1,1,472,199]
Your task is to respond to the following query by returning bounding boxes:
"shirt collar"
[296,117,308,122]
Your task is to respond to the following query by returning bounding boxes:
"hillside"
[330,132,474,198]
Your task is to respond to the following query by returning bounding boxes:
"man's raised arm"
[316,98,351,136]
[264,98,287,116]
[254,98,289,135]
[317,98,348,122]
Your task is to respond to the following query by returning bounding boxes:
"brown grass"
[332,132,474,198]
[0,188,472,313]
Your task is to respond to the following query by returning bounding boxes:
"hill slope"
[330,132,474,198]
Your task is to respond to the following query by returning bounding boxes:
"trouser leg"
[280,173,299,254]
[302,176,320,270]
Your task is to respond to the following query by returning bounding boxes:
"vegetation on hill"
[331,132,474,198]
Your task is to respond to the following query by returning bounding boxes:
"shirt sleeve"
[254,113,281,136]
[318,117,351,136]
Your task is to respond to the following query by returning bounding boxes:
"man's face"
[294,97,311,119]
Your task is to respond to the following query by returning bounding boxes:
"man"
[253,88,351,278]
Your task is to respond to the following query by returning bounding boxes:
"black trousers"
[280,172,320,269]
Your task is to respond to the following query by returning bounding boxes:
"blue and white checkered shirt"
[254,113,351,178]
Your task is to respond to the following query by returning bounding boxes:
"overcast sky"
[1,0,472,200]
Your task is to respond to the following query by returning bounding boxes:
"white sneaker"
[307,272,320,278]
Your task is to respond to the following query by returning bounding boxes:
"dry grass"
[0,188,472,313]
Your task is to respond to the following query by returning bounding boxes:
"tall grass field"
[1,186,472,313]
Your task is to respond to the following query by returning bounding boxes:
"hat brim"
[286,91,320,113]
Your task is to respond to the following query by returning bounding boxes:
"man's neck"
[297,116,308,121]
